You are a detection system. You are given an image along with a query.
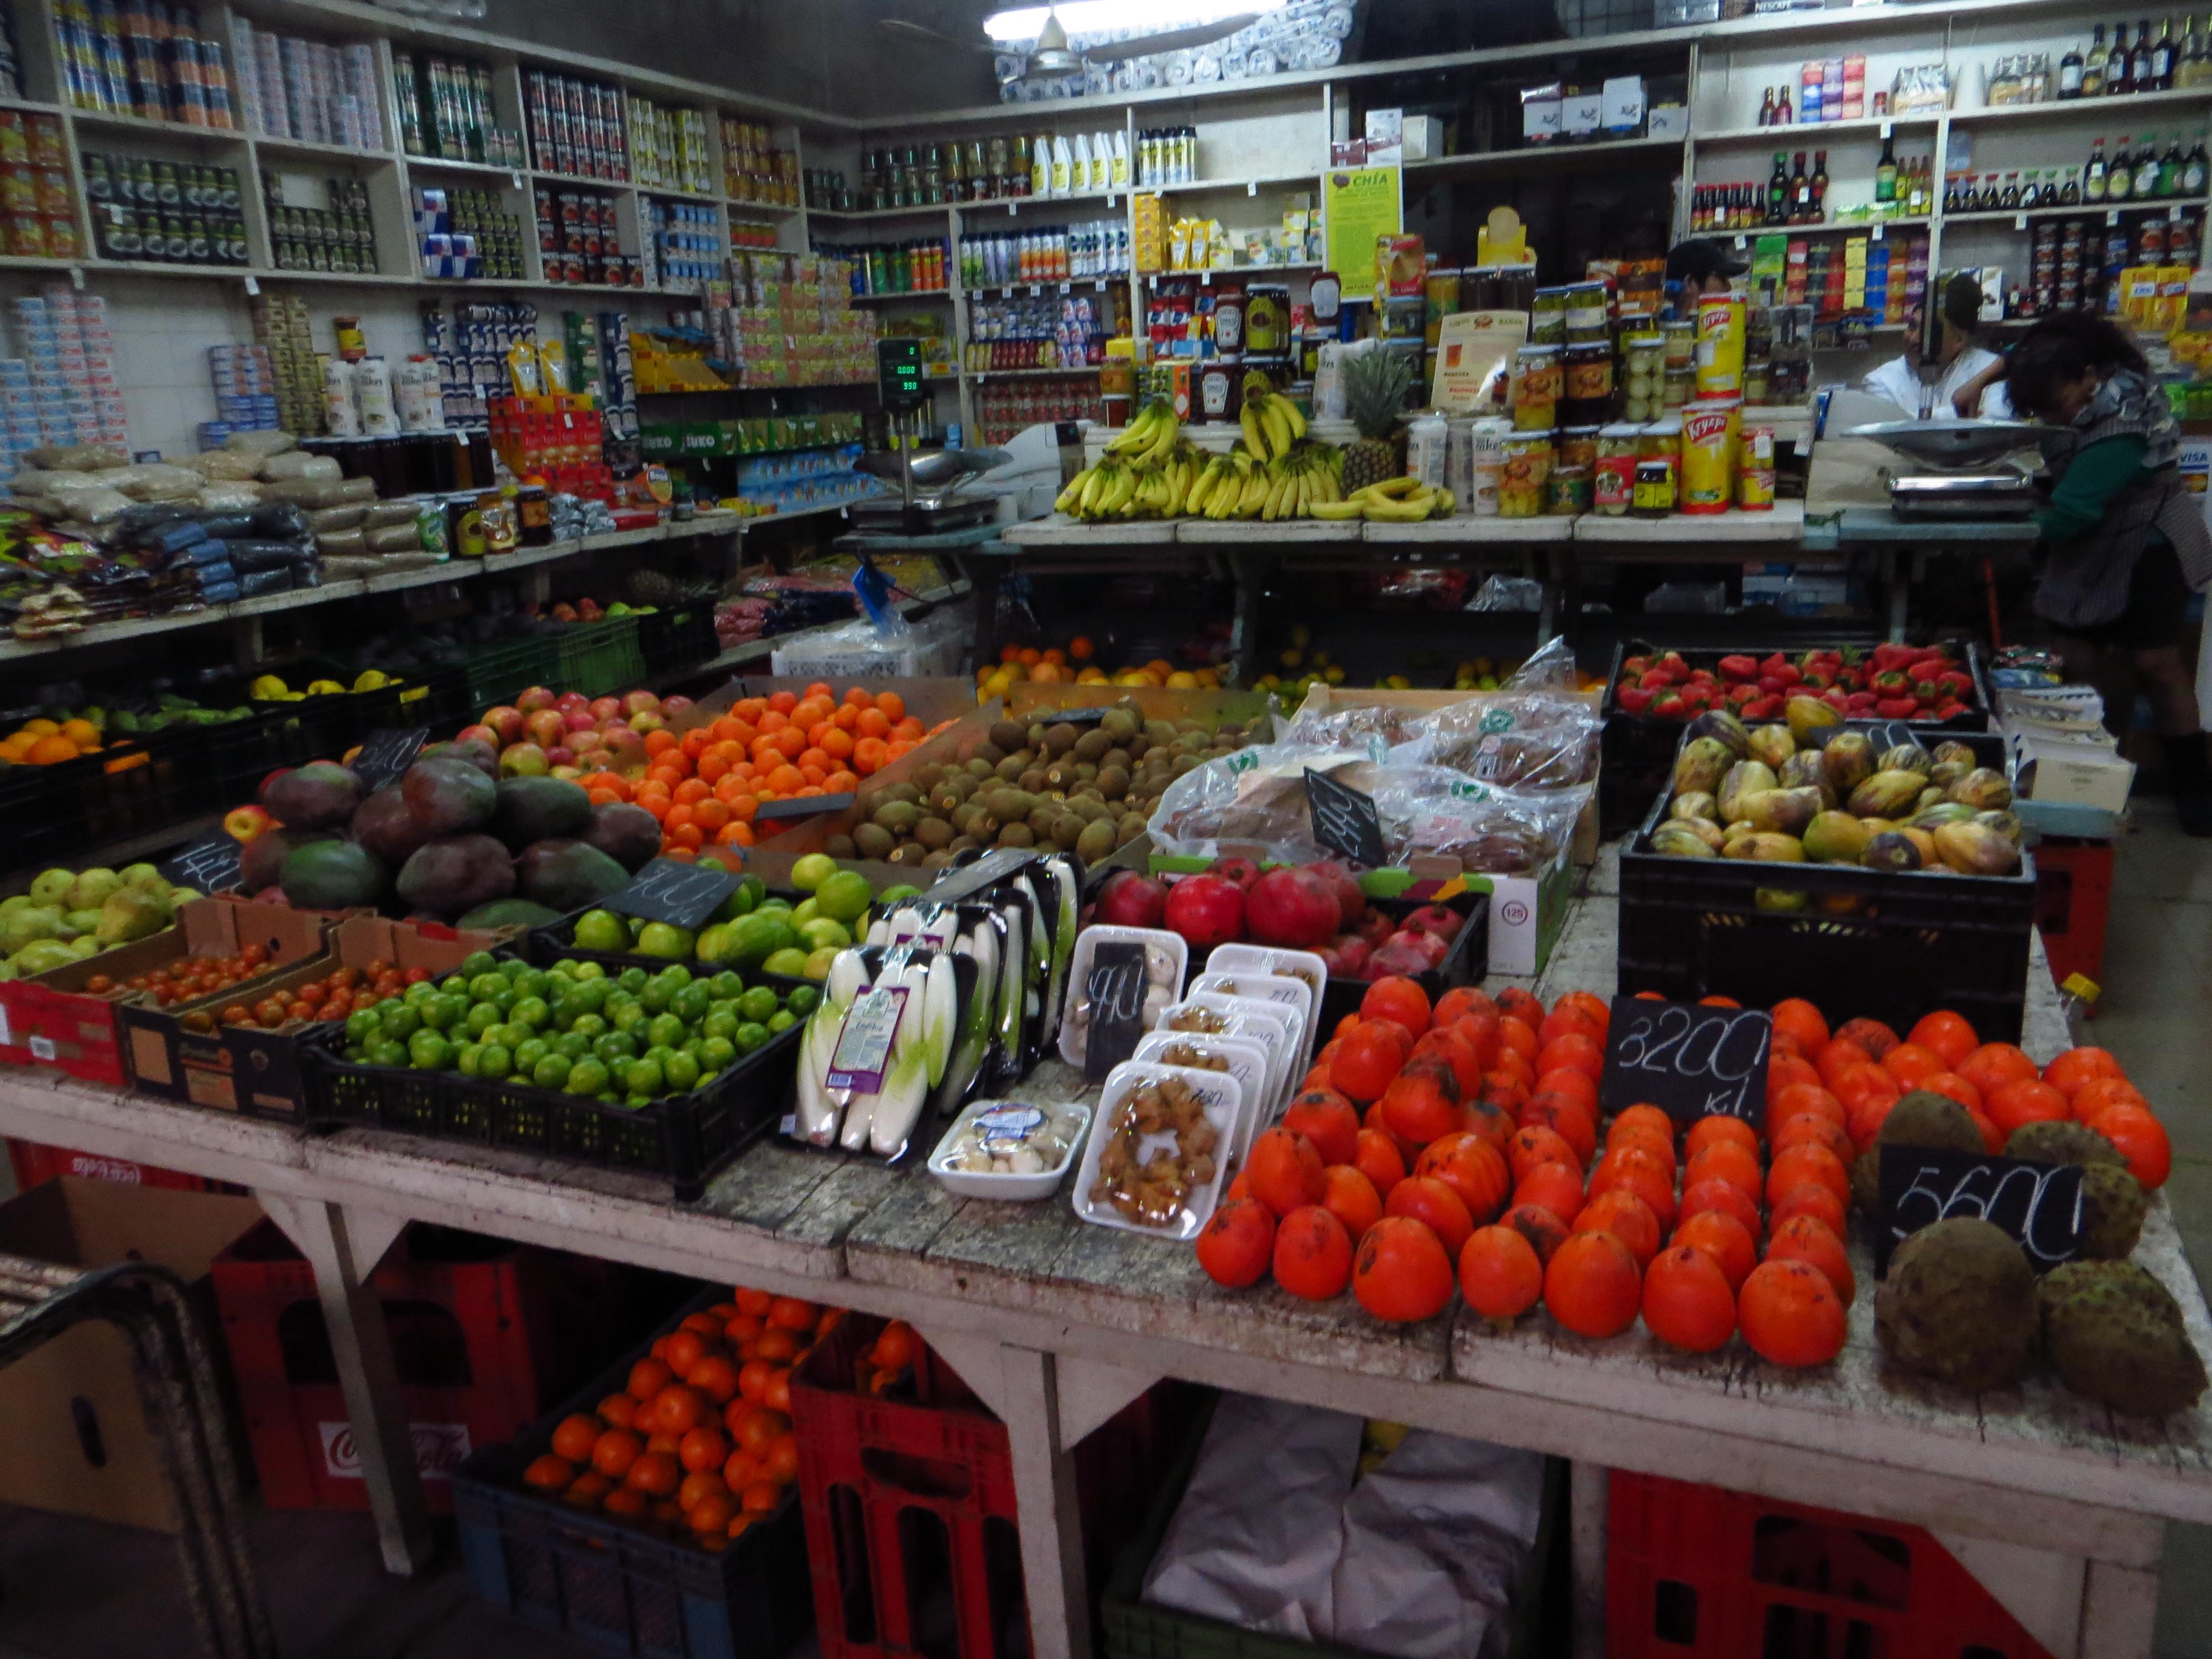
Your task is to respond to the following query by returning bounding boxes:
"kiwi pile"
[822,701,1255,872]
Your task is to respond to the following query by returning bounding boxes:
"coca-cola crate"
[7,1139,246,1195]
[211,1220,634,1514]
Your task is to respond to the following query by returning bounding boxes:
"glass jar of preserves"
[1634,457,1678,517]
[1498,430,1553,518]
[1529,285,1569,346]
[1662,317,1695,371]
[1662,365,1695,410]
[1511,345,1562,431]
[1594,424,1641,516]
[1621,333,1665,421]
[1563,280,1610,342]
[1548,465,1593,515]
[1559,424,1600,472]
[1563,345,1614,424]
[1640,416,1682,465]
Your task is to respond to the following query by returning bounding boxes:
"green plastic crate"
[465,636,562,711]
[1100,1395,1568,1659]
[556,616,645,698]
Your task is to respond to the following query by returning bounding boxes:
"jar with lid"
[1494,264,1537,314]
[1563,280,1610,343]
[1548,465,1593,515]
[1621,333,1665,421]
[516,475,552,545]
[1661,317,1695,371]
[1562,345,1614,424]
[481,487,519,552]
[1246,286,1287,352]
[1511,345,1562,431]
[1743,359,1771,404]
[1558,425,1600,473]
[1529,286,1569,345]
[1633,458,1678,517]
[1662,364,1695,410]
[1640,418,1682,466]
[1498,430,1553,518]
[1594,424,1640,515]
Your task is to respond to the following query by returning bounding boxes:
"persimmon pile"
[568,685,951,864]
[1193,979,2168,1375]
[519,1285,842,1550]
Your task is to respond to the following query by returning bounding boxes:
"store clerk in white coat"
[1863,273,2014,420]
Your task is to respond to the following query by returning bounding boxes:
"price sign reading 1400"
[1598,995,1774,1125]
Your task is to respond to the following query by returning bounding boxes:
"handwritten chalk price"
[159,834,243,895]
[351,727,430,792]
[1875,1144,2084,1276]
[1083,941,1150,1083]
[1598,995,1773,1125]
[1304,769,1386,868]
[604,857,739,931]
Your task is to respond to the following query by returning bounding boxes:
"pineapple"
[1340,348,1413,494]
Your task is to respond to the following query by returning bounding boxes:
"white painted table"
[0,863,2199,1659]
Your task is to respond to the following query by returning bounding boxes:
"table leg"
[966,560,1003,671]
[999,1344,1092,1659]
[255,1194,433,1577]
[1882,548,1906,641]
[1229,551,1266,687]
[1571,1461,1608,1659]
[1548,549,1574,646]
[2079,1557,2162,1659]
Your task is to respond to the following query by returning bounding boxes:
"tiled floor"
[0,812,2206,1657]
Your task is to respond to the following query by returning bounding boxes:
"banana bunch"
[1325,475,1459,523]
[1056,440,1210,521]
[1190,440,1349,521]
[1238,376,1308,464]
[1104,396,1181,463]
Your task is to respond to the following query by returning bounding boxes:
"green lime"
[875,884,924,906]
[404,980,439,1006]
[509,995,550,1029]
[698,1035,737,1071]
[609,1001,648,1034]
[465,1001,502,1037]
[762,948,811,978]
[439,974,469,998]
[487,1022,528,1051]
[786,985,819,1018]
[460,951,499,978]
[468,973,509,1002]
[623,1093,654,1110]
[368,1039,409,1068]
[663,1051,702,1091]
[549,960,580,980]
[490,987,518,1015]
[572,909,629,952]
[531,1053,572,1089]
[565,1058,610,1097]
[618,966,649,994]
[572,959,605,981]
[766,1009,796,1034]
[568,1011,608,1040]
[672,984,711,1024]
[512,1037,551,1073]
[345,1009,379,1044]
[379,1003,422,1041]
[738,987,780,1025]
[555,1030,593,1061]
[733,1022,769,1055]
[790,852,836,890]
[644,1045,679,1072]
[510,968,550,999]
[635,922,693,959]
[409,1033,454,1071]
[624,1057,664,1097]
[593,1030,639,1065]
[420,995,467,1031]
[659,964,693,991]
[790,896,820,927]
[702,1009,740,1042]
[572,977,610,1011]
[799,917,851,953]
[648,1013,687,1051]
[456,1043,484,1077]
[639,978,675,1015]
[478,1043,513,1080]
[708,969,744,1001]
[802,946,839,980]
[814,870,873,924]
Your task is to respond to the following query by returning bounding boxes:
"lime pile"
[337,949,817,1108]
[568,859,922,982]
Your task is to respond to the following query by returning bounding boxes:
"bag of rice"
[363,522,423,554]
[258,451,341,483]
[224,429,296,460]
[303,503,369,535]
[25,443,128,472]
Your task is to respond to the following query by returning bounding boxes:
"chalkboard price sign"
[1083,941,1150,1083]
[1875,1144,2085,1276]
[159,834,244,895]
[604,857,739,931]
[1597,995,1774,1125]
[754,792,857,823]
[351,727,431,792]
[1304,768,1386,869]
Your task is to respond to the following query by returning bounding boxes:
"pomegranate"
[1368,937,1437,979]
[1319,934,1372,979]
[1209,854,1262,890]
[1386,928,1451,969]
[1094,870,1168,930]
[1400,904,1463,943]
[1163,874,1245,950]
[1355,909,1395,947]
[1245,867,1343,948]
[1308,860,1366,929]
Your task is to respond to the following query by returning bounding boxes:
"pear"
[68,867,123,911]
[95,885,173,947]
[27,869,75,909]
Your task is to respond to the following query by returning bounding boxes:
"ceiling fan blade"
[877,16,1001,51]
[1083,14,1262,59]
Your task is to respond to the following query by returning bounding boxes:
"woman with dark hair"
[1999,310,2212,834]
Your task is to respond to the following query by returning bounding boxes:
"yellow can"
[1737,422,1776,510]
[1679,397,1740,515]
[1693,295,1745,396]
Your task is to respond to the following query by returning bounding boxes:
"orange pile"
[0,716,103,765]
[571,684,949,863]
[519,1285,842,1550]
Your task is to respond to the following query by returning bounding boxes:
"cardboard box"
[1,894,329,1088]
[1454,848,1574,978]
[2008,731,2136,814]
[121,915,508,1123]
[0,1180,262,1532]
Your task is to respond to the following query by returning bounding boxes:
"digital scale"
[1843,419,2057,520]
[853,337,1010,534]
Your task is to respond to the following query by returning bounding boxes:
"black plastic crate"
[397,663,474,733]
[1616,728,2036,1042]
[201,707,297,804]
[525,904,818,999]
[1308,891,1491,1035]
[1598,638,1994,838]
[638,602,721,676]
[56,725,215,850]
[304,1019,802,1202]
[455,1288,814,1659]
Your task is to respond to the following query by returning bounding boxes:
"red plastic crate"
[2031,838,2115,1004]
[8,1138,246,1195]
[0,977,128,1084]
[211,1221,613,1515]
[1606,1470,2054,1659]
[791,1314,1156,1659]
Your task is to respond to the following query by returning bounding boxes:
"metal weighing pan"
[1842,419,2059,469]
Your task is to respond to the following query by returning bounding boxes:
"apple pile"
[1614,644,1976,724]
[1091,858,1467,983]
[457,685,692,783]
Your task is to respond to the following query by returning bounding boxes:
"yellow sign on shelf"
[1322,165,1402,290]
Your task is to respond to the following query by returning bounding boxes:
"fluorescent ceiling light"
[982,0,1285,44]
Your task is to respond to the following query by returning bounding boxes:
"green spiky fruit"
[1340,348,1414,494]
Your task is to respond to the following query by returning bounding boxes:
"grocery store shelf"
[0,516,748,663]
[1405,135,1682,176]
[1002,505,1802,547]
[958,187,1125,213]
[402,152,521,179]
[847,288,954,304]
[805,201,953,221]
[253,132,399,164]
[1151,171,1324,194]
[1944,196,2210,226]
[691,578,972,672]
[1694,114,1942,145]
[635,182,721,205]
[1952,86,2212,123]
[968,364,1100,380]
[727,197,801,216]
[963,277,1123,298]
[67,107,249,143]
[1574,499,1805,543]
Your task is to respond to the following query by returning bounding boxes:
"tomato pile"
[1195,979,2168,1371]
[1614,643,1976,723]
[519,1285,841,1551]
[98,942,281,1006]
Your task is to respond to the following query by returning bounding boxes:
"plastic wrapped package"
[50,486,132,524]
[189,449,263,482]
[363,523,422,554]
[194,484,260,511]
[360,500,421,530]
[223,429,296,459]
[1399,693,1600,791]
[237,567,296,598]
[315,528,368,557]
[224,539,318,575]
[1146,744,1586,874]
[302,503,369,535]
[1501,633,1581,692]
[259,476,376,509]
[250,502,311,539]
[25,443,128,471]
[103,463,204,502]
[257,450,341,483]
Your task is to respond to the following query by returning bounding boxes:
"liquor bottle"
[1912,156,1933,214]
[1875,131,1898,201]
[1777,84,1792,123]
[2186,132,2209,193]
[2062,36,2087,96]
[1944,170,1965,212]
[2086,135,2111,200]
[1812,150,1830,218]
[2111,22,2134,91]
[1975,172,1999,210]
[2062,163,2084,204]
[2085,23,2111,94]
[2140,133,2168,195]
[1790,150,1811,222]
[2158,132,2184,194]
[2183,15,2209,86]
[1759,87,1775,126]
[2110,136,2135,199]
[2134,18,2158,88]
[2022,170,2043,208]
[2000,170,2022,209]
[2154,17,2178,87]
[1768,150,1790,223]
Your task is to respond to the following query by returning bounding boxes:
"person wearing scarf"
[1997,312,2212,837]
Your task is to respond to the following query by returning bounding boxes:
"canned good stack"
[525,70,628,181]
[643,200,717,293]
[959,222,1129,288]
[629,98,711,196]
[262,174,377,276]
[252,291,322,436]
[412,186,522,281]
[823,239,949,296]
[226,20,382,150]
[393,52,522,169]
[726,252,878,389]
[966,292,1105,372]
[728,216,781,253]
[722,118,799,208]
[534,187,636,287]
[57,0,233,127]
[973,377,1103,447]
[423,300,536,428]
[0,113,78,259]
[83,152,243,267]
[202,345,277,447]
[0,289,127,476]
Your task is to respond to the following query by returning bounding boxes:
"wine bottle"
[2160,133,2185,195]
[2112,22,2135,91]
[2086,136,2111,201]
[1767,151,1790,225]
[1790,151,1811,223]
[2085,23,2111,95]
[2133,18,2158,89]
[2000,170,2022,210]
[1875,132,1898,202]
[1812,149,1829,219]
[2062,38,2087,96]
[2139,134,2166,196]
[2062,164,2084,205]
[2110,136,2136,200]
[2186,132,2209,194]
[2154,18,2178,88]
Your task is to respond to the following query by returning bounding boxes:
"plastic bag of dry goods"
[25,443,127,471]
[258,450,341,483]
[224,429,296,458]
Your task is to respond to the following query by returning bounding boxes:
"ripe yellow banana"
[1352,476,1423,502]
[1283,398,1307,441]
[1307,499,1364,520]
[1239,403,1267,463]
[1361,496,1432,522]
[1261,399,1292,460]
[1055,467,1092,514]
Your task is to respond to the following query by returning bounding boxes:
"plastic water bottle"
[2058,973,2101,1047]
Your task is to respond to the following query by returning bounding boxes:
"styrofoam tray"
[1158,993,1292,1114]
[1058,925,1188,1072]
[928,1098,1093,1201]
[1071,1060,1243,1241]
[1131,1029,1272,1169]
[1188,969,1313,1070]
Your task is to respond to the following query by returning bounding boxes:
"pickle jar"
[1594,423,1641,516]
[1497,430,1553,519]
[1511,345,1562,431]
[1621,333,1665,421]
[1563,280,1611,343]
[1559,424,1600,473]
[1548,465,1593,516]
[1634,457,1678,517]
[1528,285,1568,346]
[1563,344,1614,424]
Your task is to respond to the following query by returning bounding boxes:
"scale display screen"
[877,337,927,411]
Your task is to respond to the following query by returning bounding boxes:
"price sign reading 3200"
[1598,995,1773,1125]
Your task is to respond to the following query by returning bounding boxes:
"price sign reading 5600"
[1598,995,1774,1126]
